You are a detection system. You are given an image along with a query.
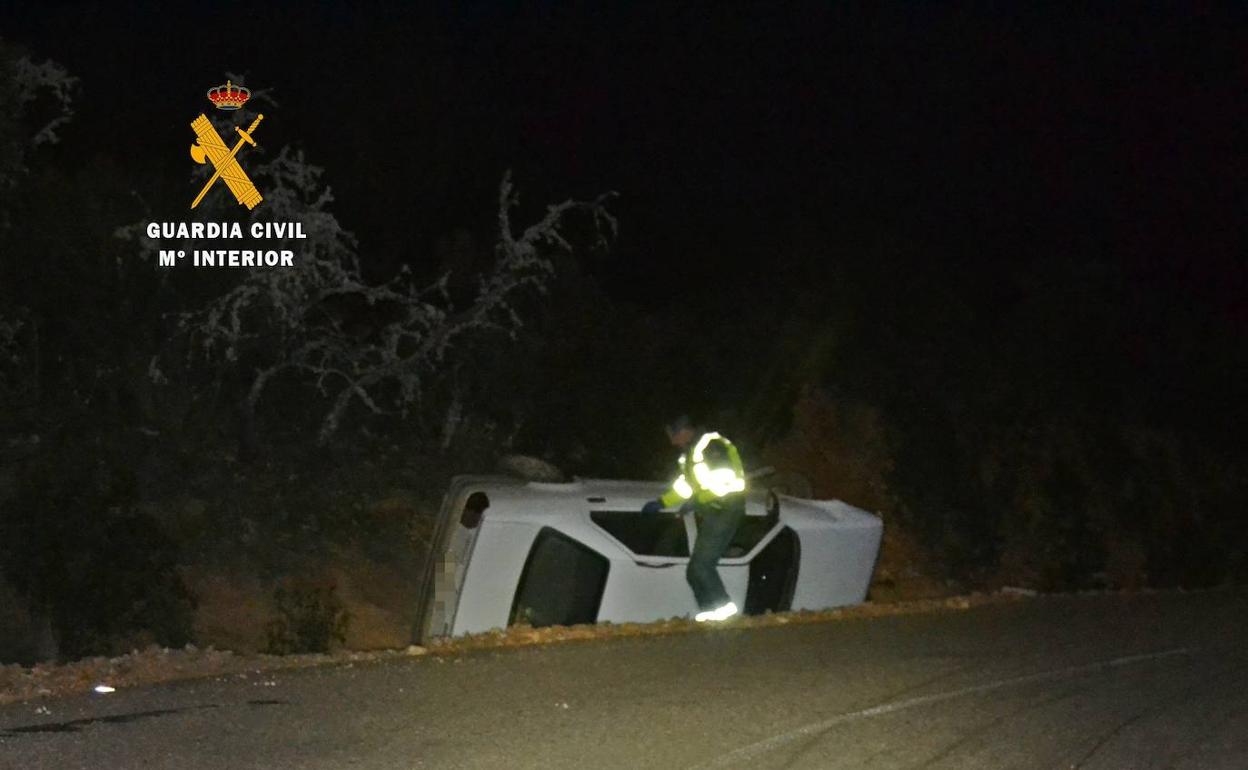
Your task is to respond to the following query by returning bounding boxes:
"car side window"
[720,515,778,558]
[510,527,609,628]
[590,510,690,557]
[745,526,800,614]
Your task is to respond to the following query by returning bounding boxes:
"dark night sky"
[2,2,1244,323]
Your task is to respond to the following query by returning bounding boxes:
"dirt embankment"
[0,591,1033,705]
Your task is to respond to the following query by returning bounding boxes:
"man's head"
[665,414,697,449]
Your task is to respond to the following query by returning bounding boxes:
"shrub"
[265,578,350,654]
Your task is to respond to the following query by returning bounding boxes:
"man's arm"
[659,473,693,508]
[644,459,693,513]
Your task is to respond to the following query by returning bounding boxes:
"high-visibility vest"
[659,431,747,508]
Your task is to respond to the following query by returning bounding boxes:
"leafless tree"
[122,76,614,452]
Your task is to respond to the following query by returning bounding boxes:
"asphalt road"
[2,589,1246,769]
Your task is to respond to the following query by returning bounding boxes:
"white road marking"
[695,646,1196,768]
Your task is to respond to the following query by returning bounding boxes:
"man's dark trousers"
[686,494,746,610]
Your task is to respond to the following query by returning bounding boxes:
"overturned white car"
[414,476,883,641]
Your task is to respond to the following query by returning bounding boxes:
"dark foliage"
[0,439,195,659]
[265,581,350,655]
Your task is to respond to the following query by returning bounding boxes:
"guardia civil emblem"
[189,80,264,210]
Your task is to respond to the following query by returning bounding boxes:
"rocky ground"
[0,591,1042,705]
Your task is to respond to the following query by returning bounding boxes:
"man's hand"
[641,500,663,514]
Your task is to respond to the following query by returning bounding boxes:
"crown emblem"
[206,80,250,110]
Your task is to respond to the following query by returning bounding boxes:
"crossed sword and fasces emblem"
[189,113,264,209]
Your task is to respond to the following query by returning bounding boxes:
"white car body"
[414,476,883,641]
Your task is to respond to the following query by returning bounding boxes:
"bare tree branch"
[164,144,614,447]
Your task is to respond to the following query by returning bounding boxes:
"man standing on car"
[642,416,748,622]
